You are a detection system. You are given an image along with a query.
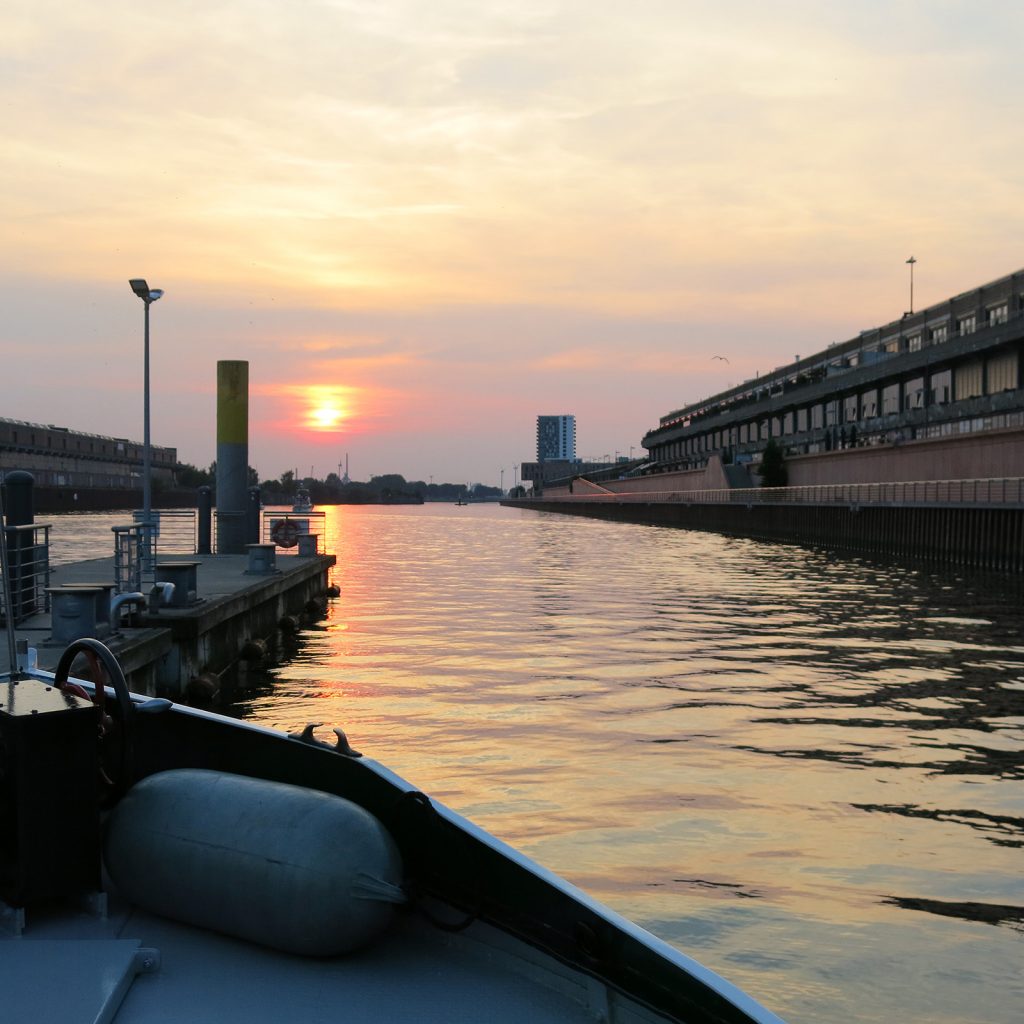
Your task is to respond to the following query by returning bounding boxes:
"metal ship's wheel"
[54,638,134,798]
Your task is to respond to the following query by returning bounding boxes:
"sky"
[2,1,1023,487]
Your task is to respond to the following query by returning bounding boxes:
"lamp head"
[129,279,163,303]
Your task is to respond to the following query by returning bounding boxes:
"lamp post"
[129,278,163,570]
[500,467,504,494]
[906,256,916,314]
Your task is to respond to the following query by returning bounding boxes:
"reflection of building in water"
[643,268,1024,482]
[0,417,177,490]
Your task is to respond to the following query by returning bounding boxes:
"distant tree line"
[173,463,503,504]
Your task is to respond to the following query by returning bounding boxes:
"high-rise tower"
[536,415,576,462]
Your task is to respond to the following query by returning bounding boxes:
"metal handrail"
[112,524,146,593]
[262,510,327,549]
[529,477,1024,508]
[0,522,52,624]
[151,508,198,554]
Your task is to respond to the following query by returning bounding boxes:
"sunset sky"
[2,1,1022,486]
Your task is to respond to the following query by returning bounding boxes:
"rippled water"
[48,505,1024,1023]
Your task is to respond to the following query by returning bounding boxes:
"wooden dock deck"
[1,551,336,695]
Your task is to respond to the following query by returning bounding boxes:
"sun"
[300,386,354,433]
[310,403,344,430]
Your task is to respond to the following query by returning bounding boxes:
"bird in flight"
[712,355,730,363]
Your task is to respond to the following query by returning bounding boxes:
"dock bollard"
[197,486,212,555]
[246,543,277,574]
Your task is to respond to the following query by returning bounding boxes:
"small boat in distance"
[292,487,314,513]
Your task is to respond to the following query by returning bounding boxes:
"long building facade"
[642,269,1024,475]
[0,417,178,490]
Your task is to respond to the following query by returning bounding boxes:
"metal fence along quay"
[541,477,1024,508]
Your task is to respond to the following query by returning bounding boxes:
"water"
[47,505,1024,1023]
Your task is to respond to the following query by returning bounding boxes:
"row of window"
[883,303,1007,354]
[0,430,175,464]
[653,350,1020,460]
[659,297,1019,432]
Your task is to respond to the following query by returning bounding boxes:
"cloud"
[2,1,1023,481]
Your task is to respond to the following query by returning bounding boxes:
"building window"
[844,395,858,423]
[882,384,900,415]
[796,408,808,432]
[904,377,925,409]
[955,361,983,400]
[907,334,922,352]
[931,324,948,344]
[957,314,976,336]
[882,336,900,354]
[860,390,877,418]
[811,405,824,429]
[930,369,952,405]
[987,350,1018,393]
[988,303,1008,326]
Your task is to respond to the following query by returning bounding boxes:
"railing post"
[197,486,213,554]
[245,485,262,544]
[3,470,36,621]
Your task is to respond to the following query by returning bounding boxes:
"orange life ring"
[271,519,300,548]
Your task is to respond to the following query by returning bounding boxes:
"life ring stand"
[54,638,134,797]
[271,519,300,548]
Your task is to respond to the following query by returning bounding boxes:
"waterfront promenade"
[0,551,335,694]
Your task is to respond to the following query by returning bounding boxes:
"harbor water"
[49,504,1023,1024]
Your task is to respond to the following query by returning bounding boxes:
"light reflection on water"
[52,505,1024,1023]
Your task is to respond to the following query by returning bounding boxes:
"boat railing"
[0,523,52,624]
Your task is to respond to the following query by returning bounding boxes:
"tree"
[175,462,213,488]
[759,439,788,488]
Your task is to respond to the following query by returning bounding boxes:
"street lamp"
[906,256,916,314]
[500,467,504,494]
[129,278,163,570]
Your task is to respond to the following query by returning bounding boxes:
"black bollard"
[246,486,262,545]
[197,486,212,555]
[3,471,36,620]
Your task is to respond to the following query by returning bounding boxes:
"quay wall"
[28,486,199,513]
[542,430,1024,499]
[510,500,1024,573]
[139,556,333,697]
[783,428,1024,487]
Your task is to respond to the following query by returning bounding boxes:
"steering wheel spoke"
[54,639,134,799]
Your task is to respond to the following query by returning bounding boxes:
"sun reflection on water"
[225,503,1023,1024]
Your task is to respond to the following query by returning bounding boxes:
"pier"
[1,550,336,696]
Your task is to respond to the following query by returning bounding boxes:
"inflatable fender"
[104,769,405,955]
